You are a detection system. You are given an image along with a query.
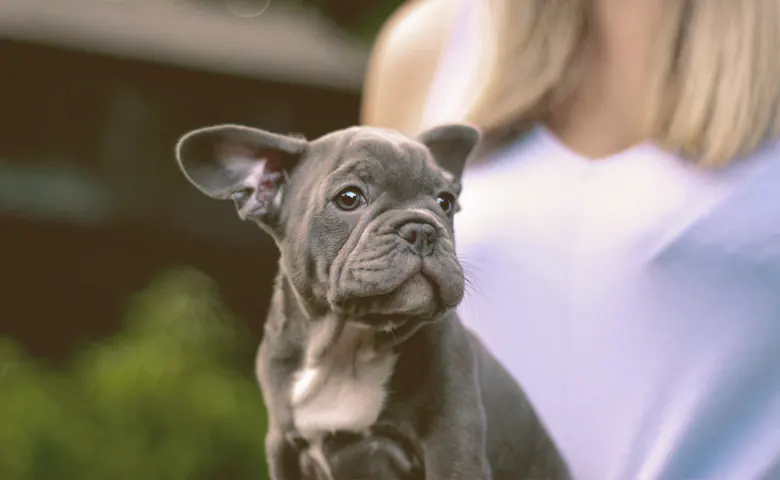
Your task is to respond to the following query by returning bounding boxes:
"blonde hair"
[464,0,780,167]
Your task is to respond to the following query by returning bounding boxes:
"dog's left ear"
[417,124,481,182]
[175,124,307,229]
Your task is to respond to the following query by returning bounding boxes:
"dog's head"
[175,124,478,329]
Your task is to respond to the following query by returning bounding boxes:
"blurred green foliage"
[0,268,269,480]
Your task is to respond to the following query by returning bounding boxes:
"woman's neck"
[546,0,664,160]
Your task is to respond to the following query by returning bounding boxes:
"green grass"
[0,268,269,480]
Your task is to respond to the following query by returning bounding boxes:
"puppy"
[175,123,570,480]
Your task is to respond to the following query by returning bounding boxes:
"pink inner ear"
[260,150,284,177]
[252,152,285,217]
[216,141,285,181]
[257,151,285,198]
[215,141,288,215]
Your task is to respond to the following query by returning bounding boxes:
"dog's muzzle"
[328,211,465,323]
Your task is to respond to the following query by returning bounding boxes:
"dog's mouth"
[330,267,459,329]
[350,314,411,333]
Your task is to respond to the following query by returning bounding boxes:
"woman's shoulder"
[360,0,461,135]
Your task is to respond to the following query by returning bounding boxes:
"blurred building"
[0,0,369,359]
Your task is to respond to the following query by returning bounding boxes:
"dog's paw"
[304,431,423,480]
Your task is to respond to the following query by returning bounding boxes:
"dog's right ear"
[175,124,307,230]
[417,123,480,182]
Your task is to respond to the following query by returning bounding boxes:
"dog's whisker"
[464,284,486,304]
[461,268,488,302]
[463,277,481,298]
[459,257,489,276]
[463,272,484,291]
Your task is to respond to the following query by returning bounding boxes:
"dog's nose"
[398,221,437,256]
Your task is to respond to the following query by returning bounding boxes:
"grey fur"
[175,123,570,480]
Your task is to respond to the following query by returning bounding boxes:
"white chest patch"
[291,324,398,440]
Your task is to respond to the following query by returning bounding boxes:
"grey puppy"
[175,123,570,480]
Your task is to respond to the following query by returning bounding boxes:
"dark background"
[0,1,403,477]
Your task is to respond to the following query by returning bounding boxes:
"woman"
[362,1,780,479]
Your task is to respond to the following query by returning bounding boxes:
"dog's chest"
[290,325,398,439]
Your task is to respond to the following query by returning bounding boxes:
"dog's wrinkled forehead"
[322,127,455,193]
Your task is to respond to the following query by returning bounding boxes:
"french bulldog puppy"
[175,123,570,480]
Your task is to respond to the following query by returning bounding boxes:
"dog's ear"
[175,124,307,228]
[417,124,480,182]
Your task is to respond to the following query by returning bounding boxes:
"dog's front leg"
[419,375,492,478]
[265,428,303,480]
[421,401,492,480]
[417,321,493,480]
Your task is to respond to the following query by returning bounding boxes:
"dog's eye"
[436,193,456,215]
[333,187,365,211]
